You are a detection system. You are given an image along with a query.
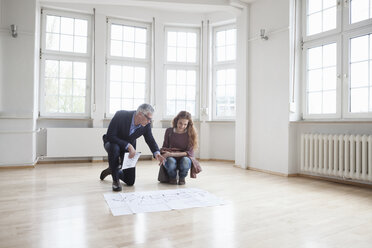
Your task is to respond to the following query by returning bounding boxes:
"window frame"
[302,0,342,42]
[105,18,152,117]
[342,25,372,118]
[212,24,237,121]
[302,36,342,119]
[39,9,92,117]
[301,0,372,120]
[163,26,200,119]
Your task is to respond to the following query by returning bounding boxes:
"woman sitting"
[160,111,199,185]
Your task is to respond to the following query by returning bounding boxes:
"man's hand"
[155,153,166,166]
[128,144,136,159]
[162,151,171,159]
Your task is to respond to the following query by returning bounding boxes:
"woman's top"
[161,127,194,157]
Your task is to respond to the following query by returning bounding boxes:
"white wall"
[0,0,243,165]
[247,0,290,174]
[0,0,38,166]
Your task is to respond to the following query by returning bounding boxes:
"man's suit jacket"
[103,110,159,156]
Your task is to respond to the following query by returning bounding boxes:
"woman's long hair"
[172,111,198,150]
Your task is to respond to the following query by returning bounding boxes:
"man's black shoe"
[112,181,122,191]
[100,167,111,180]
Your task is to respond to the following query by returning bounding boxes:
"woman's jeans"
[164,157,191,179]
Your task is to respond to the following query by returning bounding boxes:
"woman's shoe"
[168,178,177,185]
[178,177,186,185]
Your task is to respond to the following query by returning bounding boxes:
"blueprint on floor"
[104,188,226,216]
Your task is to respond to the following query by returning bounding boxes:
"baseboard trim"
[198,158,235,163]
[299,173,372,189]
[246,166,298,177]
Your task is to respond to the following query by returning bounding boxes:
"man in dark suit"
[100,103,165,191]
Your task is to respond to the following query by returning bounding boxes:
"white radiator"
[300,133,372,182]
[46,128,166,158]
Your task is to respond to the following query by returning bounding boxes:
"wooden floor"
[1,161,372,248]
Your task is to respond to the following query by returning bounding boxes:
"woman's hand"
[162,151,171,159]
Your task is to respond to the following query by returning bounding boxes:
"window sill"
[38,116,93,121]
[290,119,372,124]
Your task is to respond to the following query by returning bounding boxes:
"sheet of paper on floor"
[104,188,226,216]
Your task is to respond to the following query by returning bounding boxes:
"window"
[106,19,151,115]
[40,9,91,117]
[302,0,372,119]
[212,25,236,119]
[164,27,199,117]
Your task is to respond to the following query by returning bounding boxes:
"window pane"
[187,33,197,47]
[308,69,323,91]
[323,67,337,90]
[45,78,59,95]
[187,70,196,85]
[308,92,322,114]
[308,46,322,69]
[60,61,73,78]
[72,97,85,113]
[186,47,196,63]
[110,98,121,114]
[60,79,72,95]
[186,101,195,115]
[135,28,146,43]
[73,62,86,79]
[60,35,73,52]
[167,100,176,116]
[123,66,134,82]
[59,96,72,113]
[308,12,322,36]
[123,26,135,42]
[177,47,187,62]
[176,101,186,112]
[350,0,370,24]
[46,15,60,33]
[216,85,225,97]
[350,61,369,88]
[46,33,60,50]
[167,47,177,61]
[217,47,226,62]
[134,67,145,83]
[168,32,177,46]
[111,24,122,40]
[350,88,369,112]
[133,84,145,98]
[217,70,226,85]
[122,83,133,98]
[323,90,336,113]
[111,40,122,56]
[308,0,322,14]
[216,31,226,46]
[186,86,196,100]
[323,43,337,67]
[135,43,146,59]
[45,95,59,113]
[60,17,74,35]
[177,86,186,100]
[74,19,88,36]
[323,0,336,9]
[350,35,369,62]
[177,32,187,47]
[45,60,59,77]
[226,45,236,61]
[110,65,121,81]
[323,7,336,32]
[73,80,86,96]
[227,69,236,83]
[226,29,236,45]
[110,82,121,98]
[123,41,134,57]
[167,70,177,84]
[167,86,177,100]
[177,70,186,85]
[226,85,235,97]
[74,36,87,53]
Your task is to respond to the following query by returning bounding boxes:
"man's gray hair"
[136,103,154,115]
